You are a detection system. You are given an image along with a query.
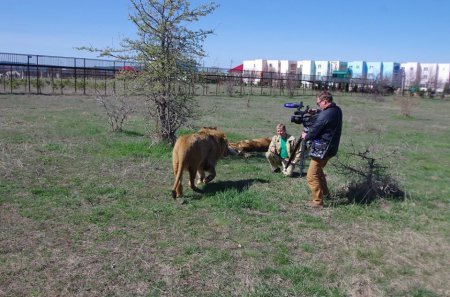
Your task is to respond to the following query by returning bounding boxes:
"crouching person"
[265,123,301,177]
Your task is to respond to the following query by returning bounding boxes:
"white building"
[262,59,280,84]
[241,58,448,92]
[279,60,297,75]
[419,63,438,90]
[297,60,315,75]
[348,61,367,79]
[314,61,330,79]
[367,62,383,80]
[297,60,315,87]
[436,63,450,92]
[401,62,420,88]
[382,62,401,88]
[278,60,298,87]
[243,59,268,85]
[267,60,280,74]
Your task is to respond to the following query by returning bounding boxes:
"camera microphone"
[284,103,300,108]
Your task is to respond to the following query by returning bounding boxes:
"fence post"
[104,70,107,95]
[51,67,55,94]
[74,58,77,94]
[260,72,263,95]
[10,65,12,94]
[113,61,116,95]
[216,77,218,95]
[83,58,86,95]
[240,73,243,96]
[37,55,40,94]
[123,62,126,92]
[27,55,31,93]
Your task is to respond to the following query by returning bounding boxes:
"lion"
[228,137,271,156]
[171,127,229,199]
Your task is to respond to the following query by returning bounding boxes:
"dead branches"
[332,141,405,204]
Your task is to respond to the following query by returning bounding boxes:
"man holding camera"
[266,123,301,177]
[301,91,342,208]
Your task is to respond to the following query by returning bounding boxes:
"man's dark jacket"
[304,102,342,158]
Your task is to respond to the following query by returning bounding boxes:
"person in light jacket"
[266,123,301,177]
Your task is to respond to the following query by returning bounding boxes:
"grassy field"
[0,93,449,297]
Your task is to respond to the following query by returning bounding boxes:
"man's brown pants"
[306,157,331,205]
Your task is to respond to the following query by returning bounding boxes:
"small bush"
[97,93,134,132]
[394,96,417,117]
[332,142,405,204]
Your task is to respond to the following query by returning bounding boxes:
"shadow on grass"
[202,178,269,196]
[227,152,267,160]
[243,152,267,159]
[291,171,306,178]
[121,129,146,137]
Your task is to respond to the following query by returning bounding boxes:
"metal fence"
[0,52,139,95]
[0,52,388,96]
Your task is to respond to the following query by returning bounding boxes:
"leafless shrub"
[225,76,234,97]
[97,93,134,132]
[367,93,386,102]
[332,141,404,204]
[394,96,417,117]
[285,74,297,98]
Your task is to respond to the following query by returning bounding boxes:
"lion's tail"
[172,151,184,199]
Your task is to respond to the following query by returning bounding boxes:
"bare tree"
[79,0,218,145]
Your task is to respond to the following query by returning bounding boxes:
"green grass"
[0,93,449,296]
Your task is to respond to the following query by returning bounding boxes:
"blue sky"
[2,0,449,68]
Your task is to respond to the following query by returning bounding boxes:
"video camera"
[283,101,316,129]
[283,100,317,176]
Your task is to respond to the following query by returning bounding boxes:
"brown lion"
[228,137,271,156]
[171,127,229,199]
